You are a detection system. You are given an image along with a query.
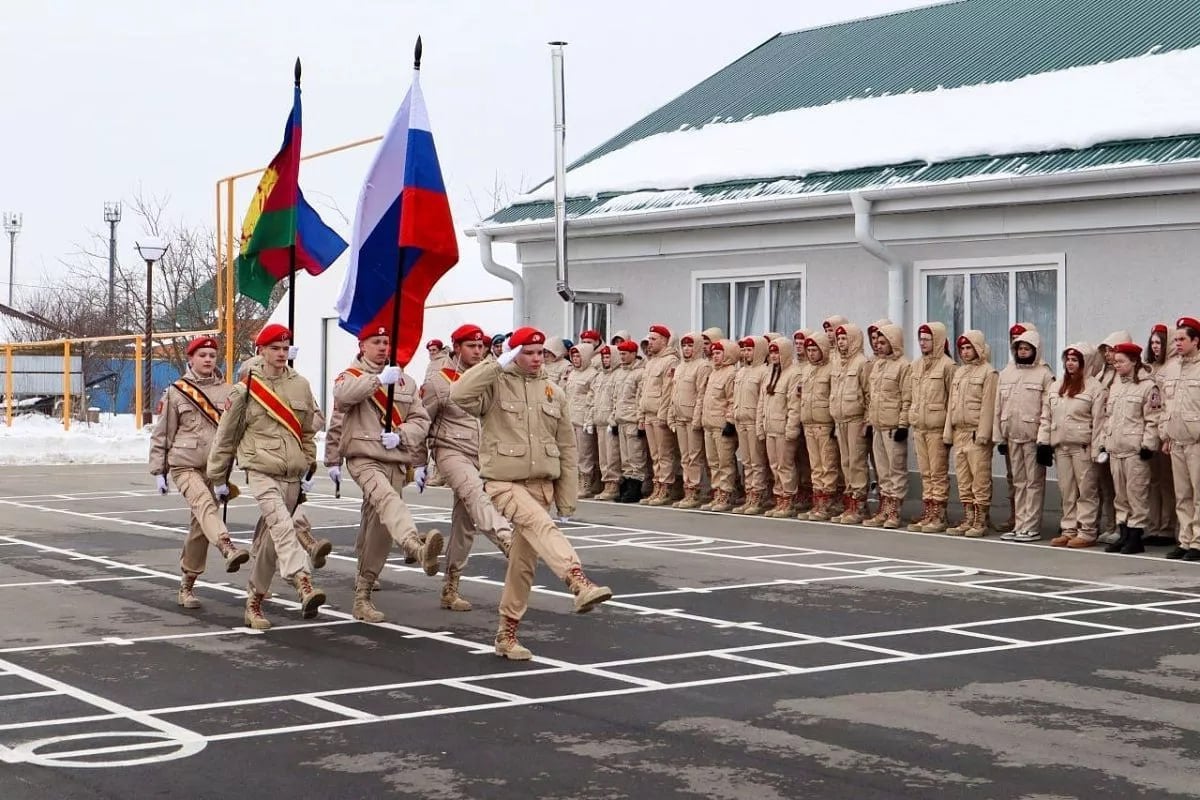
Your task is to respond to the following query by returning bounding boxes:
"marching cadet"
[638,325,680,507]
[864,324,911,529]
[611,340,647,503]
[564,343,599,497]
[1037,344,1105,548]
[699,339,739,512]
[943,331,999,537]
[591,345,623,501]
[1159,316,1200,561]
[1146,323,1177,536]
[450,326,613,660]
[1099,342,1161,555]
[207,324,327,629]
[415,323,514,612]
[669,332,712,509]
[732,336,770,515]
[907,323,956,533]
[799,335,839,521]
[995,327,1054,542]
[327,325,444,622]
[543,336,571,385]
[150,335,250,609]
[830,324,872,524]
[758,337,803,517]
[789,328,815,515]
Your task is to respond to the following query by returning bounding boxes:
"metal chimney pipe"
[549,41,574,302]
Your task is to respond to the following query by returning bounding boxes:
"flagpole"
[288,57,301,367]
[384,35,422,433]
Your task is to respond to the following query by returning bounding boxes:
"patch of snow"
[517,45,1200,204]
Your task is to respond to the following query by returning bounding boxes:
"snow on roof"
[517,45,1200,203]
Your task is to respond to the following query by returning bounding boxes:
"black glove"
[1036,443,1054,467]
[892,427,908,443]
[997,442,1008,456]
[864,425,874,440]
[636,427,646,439]
[721,422,737,438]
[1139,447,1154,461]
[609,425,618,436]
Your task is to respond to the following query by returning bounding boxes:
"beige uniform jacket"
[995,331,1055,444]
[1037,376,1107,455]
[758,339,803,440]
[830,324,871,423]
[732,338,768,423]
[207,366,319,483]
[670,337,712,429]
[909,322,956,432]
[424,350,450,383]
[449,359,578,515]
[866,324,911,430]
[327,357,429,467]
[1102,375,1161,456]
[699,342,738,429]
[943,330,999,445]
[564,344,598,427]
[638,348,679,425]
[613,363,644,425]
[149,369,234,474]
[592,360,618,428]
[417,364,481,464]
[799,337,835,426]
[1158,352,1200,445]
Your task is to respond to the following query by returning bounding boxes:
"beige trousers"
[805,425,839,494]
[436,447,513,574]
[835,419,870,499]
[171,467,231,576]
[1170,442,1200,549]
[952,429,993,506]
[794,426,812,491]
[676,423,706,491]
[617,422,647,481]
[1054,444,1099,540]
[246,470,309,593]
[1008,441,1046,533]
[574,424,598,476]
[346,458,420,580]
[1097,461,1116,533]
[765,435,799,495]
[735,422,769,493]
[645,419,679,486]
[597,426,622,484]
[914,428,950,502]
[1112,454,1151,530]
[487,479,583,621]
[871,429,909,500]
[703,426,738,493]
[1149,451,1177,532]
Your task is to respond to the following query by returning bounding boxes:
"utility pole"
[103,202,121,318]
[3,212,22,307]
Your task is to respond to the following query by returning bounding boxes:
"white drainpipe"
[477,230,526,328]
[850,191,906,326]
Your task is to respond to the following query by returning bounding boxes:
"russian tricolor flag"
[335,67,458,367]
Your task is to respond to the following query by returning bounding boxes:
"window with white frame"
[696,268,805,340]
[571,301,610,343]
[919,256,1064,372]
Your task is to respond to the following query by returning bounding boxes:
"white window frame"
[691,264,807,339]
[911,253,1066,364]
[566,293,614,343]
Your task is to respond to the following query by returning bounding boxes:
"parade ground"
[2,466,1200,798]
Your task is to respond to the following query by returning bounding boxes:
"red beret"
[710,340,726,352]
[509,326,546,348]
[834,325,848,336]
[186,336,218,356]
[867,325,879,335]
[450,324,484,344]
[599,345,612,355]
[956,335,972,347]
[803,337,821,349]
[1177,317,1200,332]
[1152,323,1169,335]
[918,324,933,336]
[738,337,755,347]
[579,329,601,341]
[255,324,292,348]
[1111,342,1143,359]
[1009,323,1027,336]
[616,340,638,353]
[426,339,444,350]
[648,324,671,339]
[358,325,389,343]
[768,341,780,353]
[680,334,694,345]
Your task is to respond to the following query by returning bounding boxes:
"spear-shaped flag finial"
[294,57,302,86]
[414,35,423,71]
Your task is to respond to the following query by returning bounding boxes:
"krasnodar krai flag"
[335,68,458,367]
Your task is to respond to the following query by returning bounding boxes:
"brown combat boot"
[946,504,974,536]
[740,490,767,516]
[806,492,833,521]
[440,567,472,612]
[177,572,201,609]
[294,525,333,570]
[403,529,444,576]
[674,488,702,509]
[862,495,890,528]
[764,494,793,518]
[920,500,949,533]
[565,566,613,613]
[647,482,673,506]
[595,481,620,501]
[578,472,596,499]
[495,534,513,559]
[708,489,734,513]
[290,573,326,619]
[907,499,933,532]
[965,504,990,538]
[244,591,271,630]
[837,496,864,525]
[218,538,250,573]
[494,615,532,660]
[882,496,904,529]
[352,574,386,622]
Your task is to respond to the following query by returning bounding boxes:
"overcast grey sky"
[0,0,925,304]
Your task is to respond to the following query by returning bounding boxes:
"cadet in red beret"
[640,324,680,506]
[1160,318,1200,560]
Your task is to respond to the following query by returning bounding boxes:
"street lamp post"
[103,203,122,318]
[3,212,22,307]
[135,238,169,424]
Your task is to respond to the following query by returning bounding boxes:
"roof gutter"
[850,192,906,326]
[477,231,527,328]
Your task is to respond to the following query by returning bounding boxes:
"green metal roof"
[487,0,1200,228]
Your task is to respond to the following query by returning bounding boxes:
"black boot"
[1120,526,1145,555]
[618,478,641,504]
[1105,523,1129,553]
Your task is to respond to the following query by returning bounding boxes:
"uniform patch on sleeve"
[419,386,425,398]
[545,385,554,401]
[224,397,233,411]
[1149,387,1163,410]
[667,367,675,379]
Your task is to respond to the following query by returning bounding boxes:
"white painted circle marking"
[12,730,206,768]
[865,564,979,578]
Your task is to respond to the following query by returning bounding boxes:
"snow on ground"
[519,45,1200,202]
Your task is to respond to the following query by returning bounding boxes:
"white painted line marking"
[443,680,529,703]
[0,690,60,701]
[294,696,378,721]
[710,652,800,674]
[939,629,1028,645]
[1048,617,1135,632]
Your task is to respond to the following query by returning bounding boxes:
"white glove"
[498,346,521,368]
[378,365,402,386]
[1096,449,1109,464]
[156,474,169,495]
[584,423,595,435]
[328,466,341,483]
[301,476,314,493]
[214,484,230,500]
[288,345,299,360]
[414,466,428,492]
[558,516,571,524]
[381,431,401,450]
